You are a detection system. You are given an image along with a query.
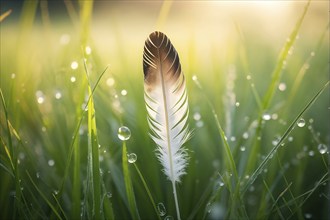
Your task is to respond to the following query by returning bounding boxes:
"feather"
[143,31,191,184]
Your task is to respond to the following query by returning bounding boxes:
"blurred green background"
[0,1,329,219]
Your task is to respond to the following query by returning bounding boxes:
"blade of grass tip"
[0,89,14,169]
[52,194,68,220]
[0,88,22,219]
[245,0,311,176]
[101,183,115,220]
[262,0,311,110]
[276,174,329,211]
[263,180,285,220]
[79,0,93,46]
[275,154,303,219]
[122,141,140,220]
[242,81,329,194]
[285,23,329,109]
[58,65,108,197]
[84,59,102,219]
[235,22,262,110]
[133,163,162,220]
[26,171,63,220]
[0,9,12,22]
[288,172,329,220]
[156,0,173,29]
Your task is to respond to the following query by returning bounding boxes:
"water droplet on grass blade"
[70,76,76,82]
[318,144,327,154]
[48,159,55,166]
[193,112,201,121]
[106,77,115,87]
[242,132,249,139]
[71,61,78,70]
[118,126,131,141]
[11,73,16,79]
[278,83,287,91]
[240,146,246,152]
[304,213,312,219]
[164,215,173,220]
[55,91,62,99]
[157,202,166,216]
[121,89,128,96]
[297,118,305,127]
[85,46,92,55]
[106,192,112,198]
[262,113,271,121]
[127,153,137,163]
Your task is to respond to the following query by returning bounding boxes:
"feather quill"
[143,31,190,220]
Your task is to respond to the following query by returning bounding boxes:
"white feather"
[143,31,191,183]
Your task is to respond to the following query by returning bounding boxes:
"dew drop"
[121,89,128,96]
[106,77,115,87]
[271,113,278,120]
[164,215,173,220]
[193,112,201,121]
[55,91,62,99]
[262,113,271,121]
[278,83,287,91]
[41,126,46,132]
[53,190,59,195]
[85,46,92,55]
[317,144,327,154]
[192,75,198,81]
[157,202,166,216]
[242,132,249,139]
[297,118,305,127]
[127,153,137,163]
[48,159,55,166]
[36,90,45,104]
[71,61,78,70]
[235,102,240,107]
[11,73,16,79]
[106,192,112,198]
[196,120,204,128]
[308,150,315,157]
[230,136,236,142]
[288,136,293,142]
[36,172,40,178]
[240,146,246,152]
[118,126,131,141]
[304,213,312,219]
[70,76,76,82]
[246,75,251,80]
[310,51,315,57]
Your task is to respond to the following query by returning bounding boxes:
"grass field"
[0,1,329,219]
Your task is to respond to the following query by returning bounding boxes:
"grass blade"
[122,141,140,220]
[242,81,329,194]
[133,163,162,220]
[245,0,311,175]
[26,171,63,220]
[84,60,102,219]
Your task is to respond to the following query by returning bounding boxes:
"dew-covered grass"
[0,1,329,220]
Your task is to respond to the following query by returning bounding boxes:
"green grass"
[0,1,329,219]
